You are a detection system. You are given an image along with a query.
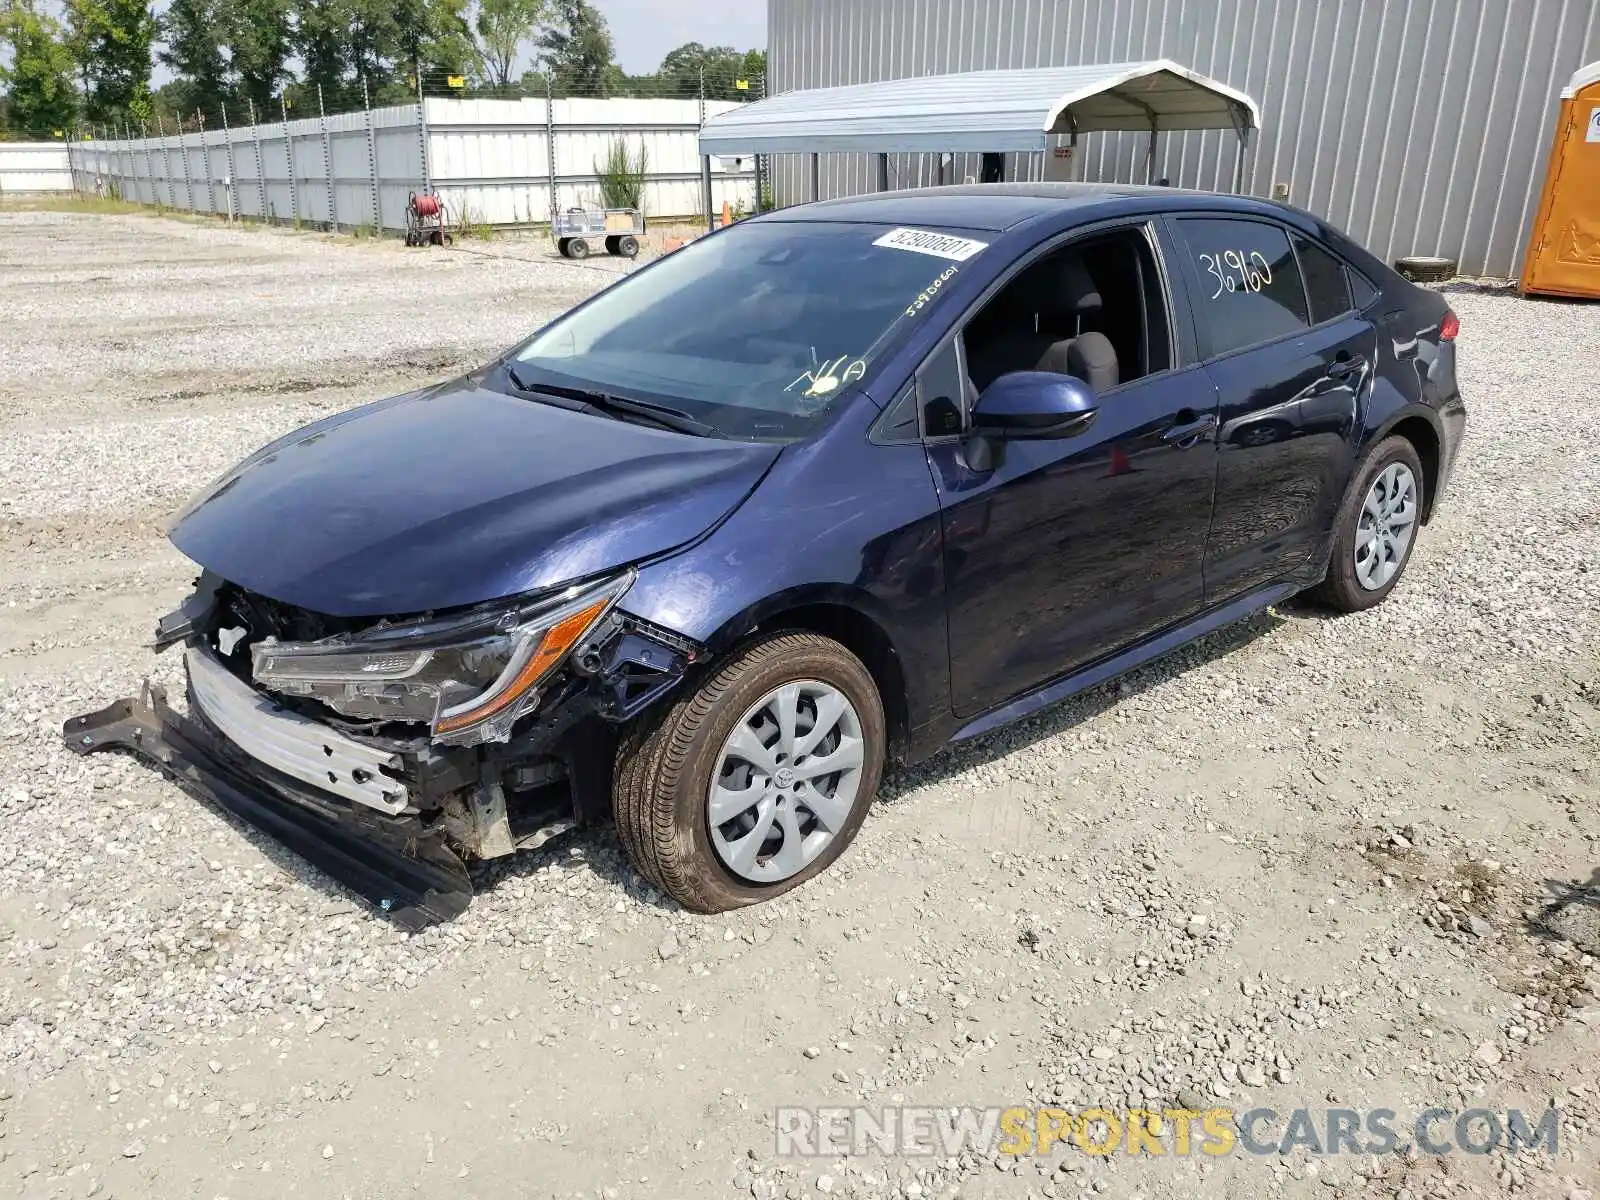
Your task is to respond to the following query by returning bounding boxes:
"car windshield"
[511,219,991,440]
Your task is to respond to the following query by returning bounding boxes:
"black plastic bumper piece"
[63,682,472,931]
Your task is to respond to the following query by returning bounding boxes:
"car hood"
[169,380,782,616]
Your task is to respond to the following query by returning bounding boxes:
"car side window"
[870,381,920,443]
[1177,217,1309,357]
[1293,234,1354,325]
[958,225,1172,396]
[1349,269,1380,310]
[917,338,966,437]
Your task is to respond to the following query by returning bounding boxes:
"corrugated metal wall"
[0,143,73,193]
[67,98,757,231]
[768,0,1600,278]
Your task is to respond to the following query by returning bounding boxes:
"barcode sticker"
[872,227,990,262]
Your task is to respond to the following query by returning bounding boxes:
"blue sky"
[602,0,768,73]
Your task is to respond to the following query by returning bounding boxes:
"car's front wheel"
[1310,435,1426,612]
[613,632,885,912]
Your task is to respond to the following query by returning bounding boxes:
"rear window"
[1294,234,1355,325]
[1177,216,1309,356]
[512,220,990,440]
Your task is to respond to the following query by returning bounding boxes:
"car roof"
[760,182,1296,233]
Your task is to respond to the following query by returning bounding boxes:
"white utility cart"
[553,206,642,259]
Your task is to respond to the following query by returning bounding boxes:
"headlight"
[250,572,633,745]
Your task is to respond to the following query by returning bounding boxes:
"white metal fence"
[65,97,758,232]
[0,142,73,193]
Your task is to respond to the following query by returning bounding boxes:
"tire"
[1394,255,1456,283]
[616,234,639,259]
[567,237,590,260]
[557,238,572,258]
[1308,435,1426,613]
[613,632,886,913]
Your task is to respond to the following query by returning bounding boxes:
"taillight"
[1439,311,1459,340]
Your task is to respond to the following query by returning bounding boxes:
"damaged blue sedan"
[66,184,1466,926]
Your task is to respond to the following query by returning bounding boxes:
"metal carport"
[697,59,1260,227]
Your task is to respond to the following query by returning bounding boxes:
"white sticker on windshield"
[872,227,989,262]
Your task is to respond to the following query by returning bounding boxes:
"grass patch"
[596,138,648,213]
[452,202,493,242]
[0,194,153,215]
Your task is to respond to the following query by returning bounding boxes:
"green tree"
[537,0,613,96]
[159,0,289,122]
[658,41,742,99]
[157,0,226,120]
[226,0,293,113]
[740,48,766,94]
[471,0,545,90]
[0,0,79,134]
[291,0,348,105]
[420,0,476,78]
[65,0,156,125]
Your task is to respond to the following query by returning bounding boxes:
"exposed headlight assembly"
[250,572,633,746]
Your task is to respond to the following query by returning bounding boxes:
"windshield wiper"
[505,365,717,437]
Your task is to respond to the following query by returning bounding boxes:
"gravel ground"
[0,210,1597,1200]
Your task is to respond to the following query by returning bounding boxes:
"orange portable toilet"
[1521,61,1600,298]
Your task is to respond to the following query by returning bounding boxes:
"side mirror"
[970,371,1099,440]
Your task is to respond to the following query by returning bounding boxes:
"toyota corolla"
[66,184,1466,927]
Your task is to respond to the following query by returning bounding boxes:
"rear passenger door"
[1170,215,1377,603]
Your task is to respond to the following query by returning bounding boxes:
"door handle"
[1327,353,1368,378]
[1162,410,1218,448]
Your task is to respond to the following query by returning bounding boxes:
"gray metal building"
[766,0,1600,278]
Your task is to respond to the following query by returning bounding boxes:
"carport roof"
[698,59,1260,156]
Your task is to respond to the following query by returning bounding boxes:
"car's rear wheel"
[1309,435,1425,612]
[613,632,885,912]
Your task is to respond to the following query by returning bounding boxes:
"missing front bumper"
[63,682,472,931]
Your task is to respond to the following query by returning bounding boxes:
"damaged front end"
[64,569,700,929]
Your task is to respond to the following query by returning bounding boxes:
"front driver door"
[928,222,1221,720]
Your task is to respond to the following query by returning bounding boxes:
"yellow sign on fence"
[447,75,466,89]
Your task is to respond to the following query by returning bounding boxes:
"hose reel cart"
[405,190,453,247]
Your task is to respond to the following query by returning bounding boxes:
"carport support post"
[875,152,889,192]
[810,152,820,202]
[1146,120,1158,185]
[701,155,714,232]
[1230,104,1251,195]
